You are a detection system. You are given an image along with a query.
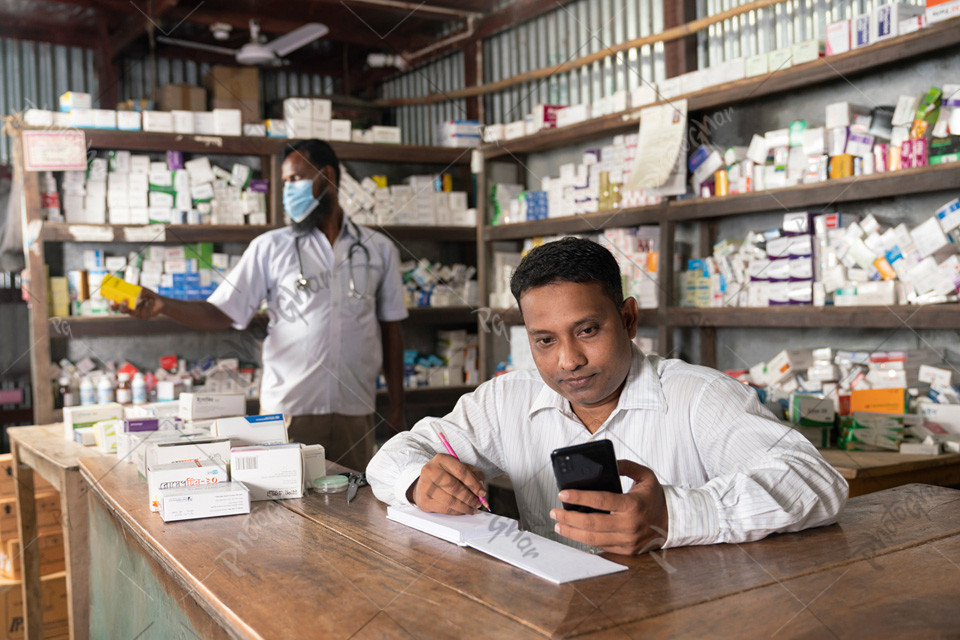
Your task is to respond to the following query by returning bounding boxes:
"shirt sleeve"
[662,375,849,549]
[366,378,508,506]
[375,240,409,322]
[206,237,269,330]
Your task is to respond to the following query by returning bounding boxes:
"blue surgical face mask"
[283,179,325,222]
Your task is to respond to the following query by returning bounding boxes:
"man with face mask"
[114,140,408,470]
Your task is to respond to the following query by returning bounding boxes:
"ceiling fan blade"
[156,36,239,57]
[266,23,329,57]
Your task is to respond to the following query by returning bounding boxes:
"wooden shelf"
[40,222,278,244]
[377,385,476,405]
[668,305,960,330]
[484,163,960,238]
[405,306,478,324]
[481,18,960,159]
[61,128,471,164]
[376,225,476,242]
[49,314,270,338]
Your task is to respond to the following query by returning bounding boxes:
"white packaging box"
[94,418,123,454]
[918,364,952,388]
[230,444,303,501]
[792,40,823,65]
[285,117,312,139]
[73,428,96,446]
[243,123,267,137]
[282,98,312,122]
[911,217,950,258]
[212,413,287,446]
[301,444,326,491]
[312,98,332,121]
[69,108,95,128]
[370,126,401,144]
[766,349,814,385]
[62,404,123,440]
[852,13,871,48]
[116,111,141,131]
[171,110,195,134]
[504,121,527,139]
[927,0,960,22]
[93,109,117,129]
[178,392,246,421]
[59,91,92,112]
[679,69,705,94]
[142,111,174,133]
[719,57,746,84]
[184,157,215,185]
[311,120,331,139]
[658,76,682,98]
[631,84,658,107]
[194,112,216,135]
[872,3,923,41]
[918,403,960,434]
[159,481,251,522]
[826,20,852,55]
[556,104,591,128]
[24,109,54,127]
[145,436,232,475]
[147,458,228,512]
[745,54,768,77]
[767,47,793,72]
[213,109,242,136]
[482,123,505,143]
[329,119,351,141]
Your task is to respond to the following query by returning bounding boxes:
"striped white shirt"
[367,345,848,550]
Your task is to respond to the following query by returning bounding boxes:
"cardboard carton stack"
[0,455,64,582]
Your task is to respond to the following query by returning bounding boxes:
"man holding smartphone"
[367,238,848,554]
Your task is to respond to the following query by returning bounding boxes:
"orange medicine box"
[850,388,906,414]
[99,274,141,308]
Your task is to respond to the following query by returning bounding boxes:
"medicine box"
[145,436,231,473]
[212,414,287,446]
[159,481,251,522]
[147,459,228,512]
[62,404,123,440]
[301,444,326,491]
[230,444,303,501]
[178,392,246,421]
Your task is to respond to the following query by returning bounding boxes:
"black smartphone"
[550,440,622,513]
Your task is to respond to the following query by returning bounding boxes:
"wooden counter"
[80,451,960,638]
[820,449,960,496]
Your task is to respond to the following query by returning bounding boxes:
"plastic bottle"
[80,377,96,406]
[97,375,115,404]
[116,373,132,405]
[144,371,158,402]
[132,372,147,405]
[40,172,62,222]
[58,376,76,408]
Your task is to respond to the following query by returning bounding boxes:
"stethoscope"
[294,218,371,299]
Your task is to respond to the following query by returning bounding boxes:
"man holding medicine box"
[114,140,408,471]
[368,238,847,554]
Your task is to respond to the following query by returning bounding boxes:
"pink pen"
[437,432,492,512]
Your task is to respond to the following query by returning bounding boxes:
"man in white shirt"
[367,238,848,554]
[116,140,408,470]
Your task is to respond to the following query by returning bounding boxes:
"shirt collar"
[527,344,666,419]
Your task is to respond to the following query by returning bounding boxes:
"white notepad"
[386,506,627,584]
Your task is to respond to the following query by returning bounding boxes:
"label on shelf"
[67,225,114,242]
[123,224,167,243]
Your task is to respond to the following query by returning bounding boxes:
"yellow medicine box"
[100,274,142,308]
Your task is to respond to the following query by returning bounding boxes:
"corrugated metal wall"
[380,52,466,145]
[696,0,925,68]
[0,39,98,165]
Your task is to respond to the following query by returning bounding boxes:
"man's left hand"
[386,405,406,434]
[550,460,668,555]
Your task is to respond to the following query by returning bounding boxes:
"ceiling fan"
[157,19,328,66]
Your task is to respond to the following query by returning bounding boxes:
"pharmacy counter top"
[820,449,960,497]
[79,452,960,639]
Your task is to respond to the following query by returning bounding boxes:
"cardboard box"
[0,571,69,639]
[230,445,303,501]
[918,403,960,434]
[927,0,960,22]
[3,530,64,580]
[212,414,287,446]
[156,84,206,112]
[850,388,906,414]
[178,393,245,421]
[0,491,60,544]
[0,455,53,500]
[147,459,228,512]
[62,404,123,441]
[329,119,351,141]
[205,66,260,123]
[301,444,326,491]
[145,437,231,474]
[826,20,851,55]
[159,481,250,522]
[58,91,91,112]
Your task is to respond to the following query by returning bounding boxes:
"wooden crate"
[1,531,65,581]
[0,572,68,639]
[0,493,61,545]
[0,456,53,501]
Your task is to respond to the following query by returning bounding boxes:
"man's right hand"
[111,288,164,320]
[408,454,487,515]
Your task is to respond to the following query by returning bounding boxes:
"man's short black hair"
[510,237,624,310]
[284,139,340,185]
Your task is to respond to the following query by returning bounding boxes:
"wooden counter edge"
[78,458,262,640]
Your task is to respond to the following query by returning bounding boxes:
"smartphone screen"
[550,440,622,513]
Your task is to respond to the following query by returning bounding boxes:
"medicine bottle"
[97,375,115,404]
[132,373,147,404]
[58,377,76,408]
[116,373,132,405]
[80,377,96,406]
